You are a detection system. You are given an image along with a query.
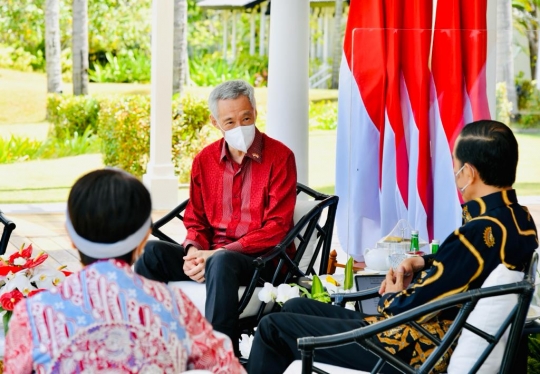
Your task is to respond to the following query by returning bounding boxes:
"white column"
[143,0,178,210]
[259,2,268,56]
[486,0,497,119]
[323,7,330,64]
[249,9,256,55]
[266,0,310,185]
[317,10,323,59]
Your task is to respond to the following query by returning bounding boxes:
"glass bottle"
[430,239,440,254]
[410,230,420,252]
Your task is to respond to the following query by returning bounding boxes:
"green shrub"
[0,129,100,164]
[0,135,43,163]
[89,50,151,83]
[47,94,100,139]
[97,95,151,177]
[513,73,540,129]
[98,94,217,182]
[309,101,338,130]
[0,44,39,71]
[496,82,512,126]
[189,52,268,87]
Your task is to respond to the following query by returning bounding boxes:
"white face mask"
[222,124,255,153]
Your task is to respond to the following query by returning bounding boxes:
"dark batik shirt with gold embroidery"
[367,190,538,372]
[379,189,538,317]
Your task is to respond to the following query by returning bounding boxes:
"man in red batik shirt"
[135,80,297,355]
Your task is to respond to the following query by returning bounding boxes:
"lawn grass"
[0,68,337,125]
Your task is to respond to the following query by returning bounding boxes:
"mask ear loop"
[459,164,475,193]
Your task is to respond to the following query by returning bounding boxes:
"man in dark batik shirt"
[247,120,538,374]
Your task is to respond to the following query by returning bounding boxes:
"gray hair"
[208,80,257,119]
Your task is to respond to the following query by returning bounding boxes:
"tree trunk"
[331,0,344,89]
[45,0,63,94]
[72,0,89,95]
[527,4,538,80]
[496,0,518,112]
[173,0,188,96]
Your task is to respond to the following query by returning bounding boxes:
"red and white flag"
[335,0,385,256]
[335,0,491,260]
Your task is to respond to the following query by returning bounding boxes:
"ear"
[254,109,258,123]
[464,164,477,181]
[210,115,220,131]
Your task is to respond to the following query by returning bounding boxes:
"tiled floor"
[5,210,186,273]
[4,197,540,274]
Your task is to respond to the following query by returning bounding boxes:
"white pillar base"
[143,163,178,210]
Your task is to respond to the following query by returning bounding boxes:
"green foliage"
[47,94,100,139]
[0,128,100,164]
[496,82,513,126]
[97,95,151,177]
[189,52,269,87]
[172,95,220,182]
[0,43,42,71]
[0,135,43,163]
[0,0,151,73]
[514,72,540,128]
[309,101,338,130]
[529,335,540,373]
[98,94,216,182]
[89,50,151,83]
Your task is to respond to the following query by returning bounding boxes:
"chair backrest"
[299,253,538,374]
[151,183,338,278]
[447,263,527,373]
[288,183,338,278]
[0,210,16,255]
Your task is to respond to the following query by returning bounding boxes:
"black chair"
[0,210,16,255]
[151,182,339,331]
[298,253,538,374]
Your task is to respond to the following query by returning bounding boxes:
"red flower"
[27,289,45,298]
[8,244,33,264]
[0,266,22,276]
[24,253,49,269]
[0,289,24,311]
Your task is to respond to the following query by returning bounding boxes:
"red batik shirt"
[183,128,297,258]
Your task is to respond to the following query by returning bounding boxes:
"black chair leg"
[515,334,529,374]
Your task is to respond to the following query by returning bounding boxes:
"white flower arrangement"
[239,333,254,359]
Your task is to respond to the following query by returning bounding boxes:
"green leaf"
[344,256,354,290]
[3,311,12,336]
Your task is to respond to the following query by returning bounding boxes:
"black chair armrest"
[298,280,534,374]
[0,210,16,256]
[331,287,381,307]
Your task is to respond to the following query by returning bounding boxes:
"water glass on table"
[388,243,407,271]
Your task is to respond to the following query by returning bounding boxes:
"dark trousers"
[134,240,275,354]
[247,297,402,374]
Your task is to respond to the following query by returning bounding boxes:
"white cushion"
[284,360,370,374]
[447,264,524,374]
[169,282,274,318]
[294,199,321,273]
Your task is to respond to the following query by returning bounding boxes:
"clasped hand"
[183,247,223,283]
[378,256,425,295]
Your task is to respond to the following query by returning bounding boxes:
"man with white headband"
[4,169,245,373]
[135,79,298,355]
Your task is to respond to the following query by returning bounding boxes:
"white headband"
[65,212,151,259]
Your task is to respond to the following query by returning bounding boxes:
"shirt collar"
[461,189,517,223]
[220,127,264,164]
